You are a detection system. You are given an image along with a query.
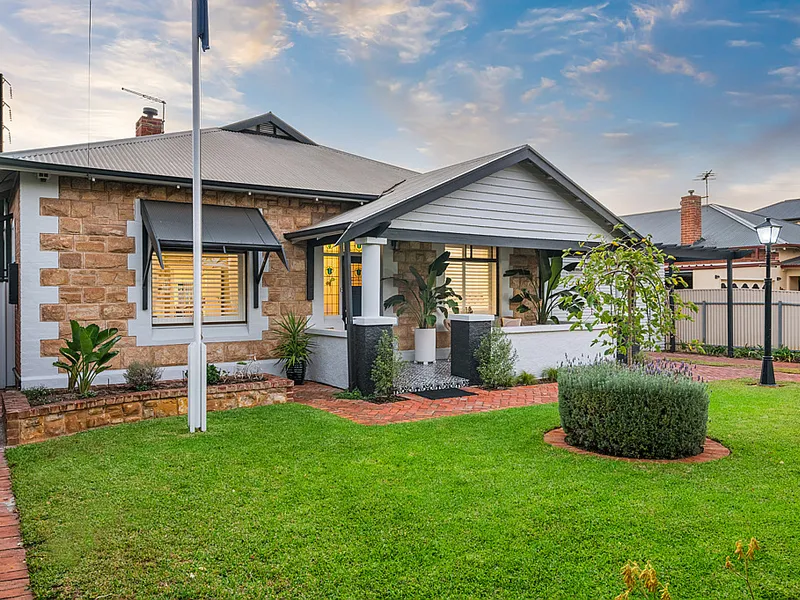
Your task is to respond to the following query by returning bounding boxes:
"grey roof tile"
[623,204,800,248]
[0,127,416,198]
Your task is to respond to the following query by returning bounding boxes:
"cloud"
[769,66,800,86]
[0,0,292,150]
[691,19,742,27]
[645,50,714,84]
[655,121,679,128]
[521,77,557,102]
[293,0,475,63]
[726,91,798,109]
[603,132,630,138]
[507,2,609,34]
[726,39,762,48]
[631,0,691,33]
[531,48,564,61]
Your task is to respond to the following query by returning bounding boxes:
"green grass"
[7,381,800,599]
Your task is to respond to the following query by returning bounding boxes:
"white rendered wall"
[502,324,606,377]
[18,173,62,388]
[306,328,348,388]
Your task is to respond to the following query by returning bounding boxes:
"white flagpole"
[188,0,207,432]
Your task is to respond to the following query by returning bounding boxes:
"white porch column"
[355,237,387,318]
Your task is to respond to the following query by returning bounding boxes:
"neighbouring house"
[624,192,800,291]
[0,109,631,393]
[757,198,800,224]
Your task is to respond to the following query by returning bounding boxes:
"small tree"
[475,327,518,389]
[371,331,404,400]
[563,231,696,366]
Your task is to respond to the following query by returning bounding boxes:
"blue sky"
[0,0,799,214]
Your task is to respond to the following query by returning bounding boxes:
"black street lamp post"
[756,218,782,386]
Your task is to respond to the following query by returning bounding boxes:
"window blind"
[151,252,245,325]
[445,245,497,315]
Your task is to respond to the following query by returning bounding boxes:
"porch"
[287,153,631,394]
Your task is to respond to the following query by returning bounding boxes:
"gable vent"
[247,122,293,139]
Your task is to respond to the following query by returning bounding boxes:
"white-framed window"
[445,244,498,315]
[151,251,246,325]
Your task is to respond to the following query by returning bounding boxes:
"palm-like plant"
[504,253,583,325]
[274,313,313,369]
[53,321,121,397]
[384,251,461,328]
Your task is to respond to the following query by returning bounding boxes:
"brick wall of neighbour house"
[1,375,292,446]
[36,177,344,373]
[508,248,540,325]
[391,241,451,351]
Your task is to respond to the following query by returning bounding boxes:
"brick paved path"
[0,452,31,599]
[293,382,558,425]
[654,352,800,383]
[544,428,730,463]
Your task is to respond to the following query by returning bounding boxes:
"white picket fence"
[676,289,800,350]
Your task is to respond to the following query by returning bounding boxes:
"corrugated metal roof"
[288,146,523,235]
[756,198,800,222]
[0,126,415,198]
[623,204,800,248]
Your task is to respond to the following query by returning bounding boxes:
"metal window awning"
[140,199,289,309]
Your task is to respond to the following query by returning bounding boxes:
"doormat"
[414,388,477,400]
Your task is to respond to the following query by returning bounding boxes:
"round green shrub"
[558,361,710,459]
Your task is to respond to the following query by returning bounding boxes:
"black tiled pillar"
[351,317,397,396]
[450,314,494,385]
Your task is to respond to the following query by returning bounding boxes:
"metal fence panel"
[676,289,800,349]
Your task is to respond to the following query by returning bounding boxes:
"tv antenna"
[1,74,12,152]
[694,169,716,205]
[121,87,167,133]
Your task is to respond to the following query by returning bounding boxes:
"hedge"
[558,361,710,459]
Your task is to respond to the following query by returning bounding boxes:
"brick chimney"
[680,190,703,245]
[135,107,163,136]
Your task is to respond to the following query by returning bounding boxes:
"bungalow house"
[0,109,630,392]
[625,192,800,291]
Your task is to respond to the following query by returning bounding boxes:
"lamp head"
[756,218,782,246]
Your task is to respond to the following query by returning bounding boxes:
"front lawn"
[8,381,800,599]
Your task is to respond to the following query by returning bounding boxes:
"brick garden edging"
[1,376,293,446]
[544,428,730,464]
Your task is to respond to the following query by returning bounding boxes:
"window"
[151,252,246,325]
[322,242,362,316]
[445,245,498,315]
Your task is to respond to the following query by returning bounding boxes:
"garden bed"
[1,375,293,446]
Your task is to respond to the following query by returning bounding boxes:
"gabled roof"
[221,112,317,145]
[623,203,800,249]
[0,114,415,200]
[756,198,800,222]
[286,145,633,244]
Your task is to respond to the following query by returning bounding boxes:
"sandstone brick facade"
[391,241,451,351]
[36,177,343,371]
[1,375,292,446]
[508,248,541,326]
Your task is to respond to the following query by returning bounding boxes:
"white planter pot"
[414,328,437,364]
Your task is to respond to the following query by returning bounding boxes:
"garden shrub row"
[558,360,710,459]
[680,342,800,363]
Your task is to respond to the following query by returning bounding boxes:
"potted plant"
[384,251,461,363]
[274,313,314,384]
